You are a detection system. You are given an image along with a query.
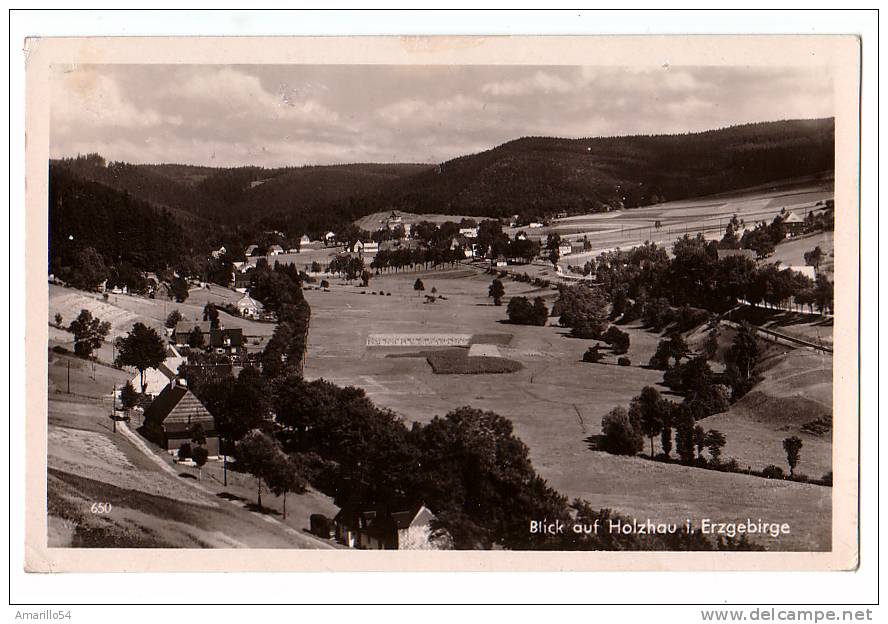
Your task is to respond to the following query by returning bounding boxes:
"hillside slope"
[50,118,834,240]
[348,118,834,219]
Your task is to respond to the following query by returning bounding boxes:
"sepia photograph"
[22,33,861,573]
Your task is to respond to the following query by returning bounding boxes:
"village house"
[210,327,244,354]
[268,244,285,256]
[450,236,477,259]
[173,321,243,354]
[299,234,311,246]
[383,210,403,230]
[126,345,185,397]
[350,240,380,257]
[781,211,806,236]
[234,270,253,293]
[245,244,258,257]
[210,245,227,259]
[333,504,438,550]
[789,265,817,280]
[174,321,211,347]
[236,293,262,319]
[141,382,220,456]
[558,242,573,257]
[324,231,336,246]
[459,227,479,238]
[528,222,544,229]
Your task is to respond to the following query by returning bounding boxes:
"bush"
[602,326,630,354]
[52,345,69,355]
[762,465,785,479]
[506,296,548,326]
[675,305,710,332]
[600,407,644,456]
[582,345,603,363]
[119,380,140,410]
[720,458,740,473]
[386,292,392,296]
[165,309,183,329]
[617,356,631,366]
[178,442,193,460]
[821,471,833,486]
[192,446,209,466]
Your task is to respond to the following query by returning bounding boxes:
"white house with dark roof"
[333,504,441,550]
[236,293,262,319]
[126,344,184,397]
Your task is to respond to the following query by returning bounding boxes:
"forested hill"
[213,163,433,226]
[338,118,835,219]
[51,155,432,227]
[50,118,833,240]
[49,164,193,275]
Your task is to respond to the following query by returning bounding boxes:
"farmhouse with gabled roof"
[141,383,219,456]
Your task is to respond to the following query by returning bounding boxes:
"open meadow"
[49,283,278,360]
[303,266,833,550]
[537,174,834,266]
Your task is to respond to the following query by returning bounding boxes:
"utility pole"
[112,384,117,433]
[66,360,70,394]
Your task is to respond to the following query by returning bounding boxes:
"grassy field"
[770,230,836,278]
[304,266,833,550]
[536,174,835,267]
[49,283,278,360]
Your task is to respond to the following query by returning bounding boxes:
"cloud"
[52,69,174,130]
[481,70,576,97]
[376,94,494,126]
[50,65,834,167]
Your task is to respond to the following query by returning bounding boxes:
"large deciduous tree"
[68,309,111,358]
[629,386,669,459]
[555,284,609,339]
[266,454,307,520]
[69,247,110,292]
[203,303,220,329]
[114,322,167,392]
[234,430,287,508]
[488,278,505,306]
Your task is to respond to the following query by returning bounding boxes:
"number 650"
[90,502,112,514]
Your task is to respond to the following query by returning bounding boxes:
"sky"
[50,64,834,168]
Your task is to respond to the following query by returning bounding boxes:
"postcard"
[23,34,860,572]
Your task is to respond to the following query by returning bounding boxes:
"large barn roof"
[142,384,216,436]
